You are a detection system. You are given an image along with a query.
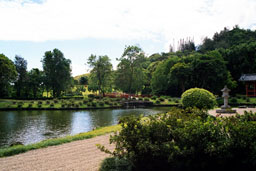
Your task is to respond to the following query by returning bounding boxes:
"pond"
[0,107,170,148]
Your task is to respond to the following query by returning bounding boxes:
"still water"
[0,107,170,148]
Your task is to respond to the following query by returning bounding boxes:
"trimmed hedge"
[181,88,216,109]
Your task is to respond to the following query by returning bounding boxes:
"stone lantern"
[216,85,236,113]
[221,85,230,109]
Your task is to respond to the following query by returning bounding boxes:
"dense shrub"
[151,95,157,100]
[155,100,160,104]
[99,101,105,106]
[98,108,256,170]
[100,157,132,171]
[83,100,88,104]
[217,97,224,106]
[17,102,23,108]
[94,95,102,99]
[181,88,216,109]
[88,94,95,98]
[159,97,165,102]
[92,102,97,107]
[160,96,167,99]
[230,97,238,104]
[144,97,149,101]
[104,100,110,105]
[115,98,121,102]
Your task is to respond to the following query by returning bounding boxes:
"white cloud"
[0,0,256,49]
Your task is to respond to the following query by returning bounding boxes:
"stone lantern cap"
[221,85,230,92]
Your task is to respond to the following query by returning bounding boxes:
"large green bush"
[98,108,256,170]
[181,88,216,109]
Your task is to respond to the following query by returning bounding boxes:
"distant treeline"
[1,25,256,98]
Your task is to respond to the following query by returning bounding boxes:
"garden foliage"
[99,108,256,170]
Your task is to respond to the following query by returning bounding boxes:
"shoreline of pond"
[0,104,180,111]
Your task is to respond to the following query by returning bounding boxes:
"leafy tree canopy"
[115,46,146,94]
[42,48,72,97]
[14,55,27,98]
[0,54,17,97]
[87,54,113,96]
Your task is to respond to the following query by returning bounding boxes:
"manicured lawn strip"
[0,124,121,158]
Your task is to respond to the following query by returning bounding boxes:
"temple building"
[239,74,256,97]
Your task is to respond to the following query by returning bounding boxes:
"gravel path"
[208,107,256,117]
[0,134,114,171]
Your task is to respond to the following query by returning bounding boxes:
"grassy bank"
[0,124,121,158]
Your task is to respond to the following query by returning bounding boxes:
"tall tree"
[169,62,191,93]
[0,54,17,97]
[27,68,44,98]
[151,56,180,96]
[14,55,27,97]
[87,55,112,96]
[188,51,232,94]
[79,76,88,85]
[115,46,146,94]
[177,38,196,52]
[42,49,72,97]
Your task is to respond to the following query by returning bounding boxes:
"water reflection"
[0,107,170,148]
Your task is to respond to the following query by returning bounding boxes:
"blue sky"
[1,0,256,76]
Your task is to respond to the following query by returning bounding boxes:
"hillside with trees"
[0,26,255,98]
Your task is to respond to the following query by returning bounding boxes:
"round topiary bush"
[99,101,105,106]
[155,100,160,104]
[151,95,157,100]
[144,97,150,101]
[181,88,216,109]
[159,97,165,102]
